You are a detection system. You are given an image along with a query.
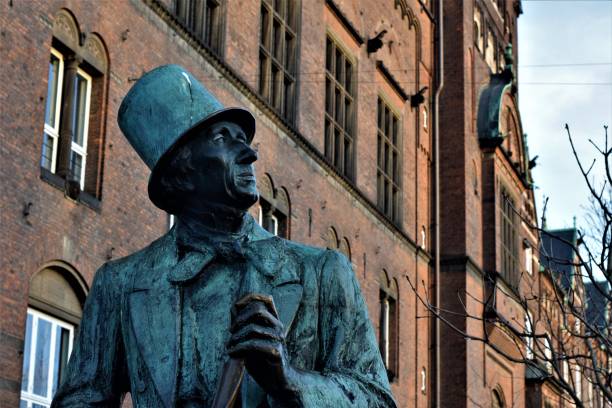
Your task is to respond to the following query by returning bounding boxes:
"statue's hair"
[158,141,196,211]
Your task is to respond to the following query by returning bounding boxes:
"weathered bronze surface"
[51,65,396,407]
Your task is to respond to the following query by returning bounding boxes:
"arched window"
[474,7,483,53]
[421,226,427,249]
[174,0,224,54]
[256,174,291,238]
[379,271,399,382]
[339,237,352,262]
[491,387,506,408]
[41,10,109,203]
[325,227,339,250]
[20,262,87,408]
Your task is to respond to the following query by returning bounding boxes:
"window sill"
[40,167,101,212]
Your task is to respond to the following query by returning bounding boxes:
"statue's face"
[187,120,259,211]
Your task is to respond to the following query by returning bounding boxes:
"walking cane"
[211,263,261,408]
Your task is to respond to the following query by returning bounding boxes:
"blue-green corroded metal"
[51,66,396,408]
[118,64,256,212]
[477,44,515,147]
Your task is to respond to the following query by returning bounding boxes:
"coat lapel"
[245,237,303,333]
[128,278,178,408]
[127,231,215,408]
[127,218,304,408]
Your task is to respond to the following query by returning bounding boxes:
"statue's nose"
[236,145,258,165]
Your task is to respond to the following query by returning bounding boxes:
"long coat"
[51,215,396,407]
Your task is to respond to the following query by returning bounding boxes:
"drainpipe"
[433,0,444,407]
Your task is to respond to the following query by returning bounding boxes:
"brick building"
[0,0,435,407]
[437,1,609,408]
[436,0,539,407]
[4,0,608,407]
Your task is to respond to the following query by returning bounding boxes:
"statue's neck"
[177,204,247,241]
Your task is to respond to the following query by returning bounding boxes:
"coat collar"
[167,213,292,285]
[127,214,303,408]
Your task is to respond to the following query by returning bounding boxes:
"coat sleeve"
[51,263,129,407]
[269,250,397,408]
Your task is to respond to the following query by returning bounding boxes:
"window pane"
[21,313,33,392]
[44,55,61,128]
[41,133,55,171]
[33,318,51,397]
[72,74,89,148]
[69,151,83,182]
[19,400,28,408]
[52,326,71,395]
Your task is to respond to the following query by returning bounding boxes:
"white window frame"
[525,246,533,275]
[269,214,279,236]
[70,68,92,190]
[575,365,582,400]
[544,337,553,373]
[381,298,390,367]
[524,311,534,359]
[43,48,65,173]
[486,30,496,70]
[20,308,74,408]
[421,367,427,393]
[168,214,176,230]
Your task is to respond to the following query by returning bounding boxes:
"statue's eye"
[212,133,226,144]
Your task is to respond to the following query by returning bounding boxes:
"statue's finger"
[227,323,283,348]
[230,303,283,333]
[227,339,281,361]
[234,293,278,317]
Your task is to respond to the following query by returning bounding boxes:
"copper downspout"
[433,0,444,406]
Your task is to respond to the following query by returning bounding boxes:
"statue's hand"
[227,293,300,401]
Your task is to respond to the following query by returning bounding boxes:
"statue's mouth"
[236,171,255,182]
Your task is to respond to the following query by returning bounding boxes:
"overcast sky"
[518,0,612,232]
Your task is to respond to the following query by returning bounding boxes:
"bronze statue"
[51,65,396,407]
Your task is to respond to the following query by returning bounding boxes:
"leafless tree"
[412,125,611,407]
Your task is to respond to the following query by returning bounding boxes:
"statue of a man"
[51,65,396,407]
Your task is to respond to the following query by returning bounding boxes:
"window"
[376,97,401,222]
[421,226,427,249]
[256,174,290,238]
[474,7,484,53]
[492,388,505,408]
[500,189,518,287]
[562,359,570,383]
[524,311,534,359]
[422,106,428,130]
[421,368,427,394]
[485,28,496,70]
[20,309,74,408]
[325,36,356,179]
[41,10,108,203]
[20,262,86,408]
[544,336,553,373]
[575,366,582,400]
[258,198,287,237]
[175,0,222,53]
[41,49,64,174]
[379,272,398,382]
[525,245,533,275]
[42,49,92,190]
[259,0,298,122]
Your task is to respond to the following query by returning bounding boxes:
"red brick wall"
[0,1,434,406]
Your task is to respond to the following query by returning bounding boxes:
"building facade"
[0,0,435,407]
[437,0,537,407]
[3,1,609,407]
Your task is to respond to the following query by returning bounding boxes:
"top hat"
[118,64,256,212]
